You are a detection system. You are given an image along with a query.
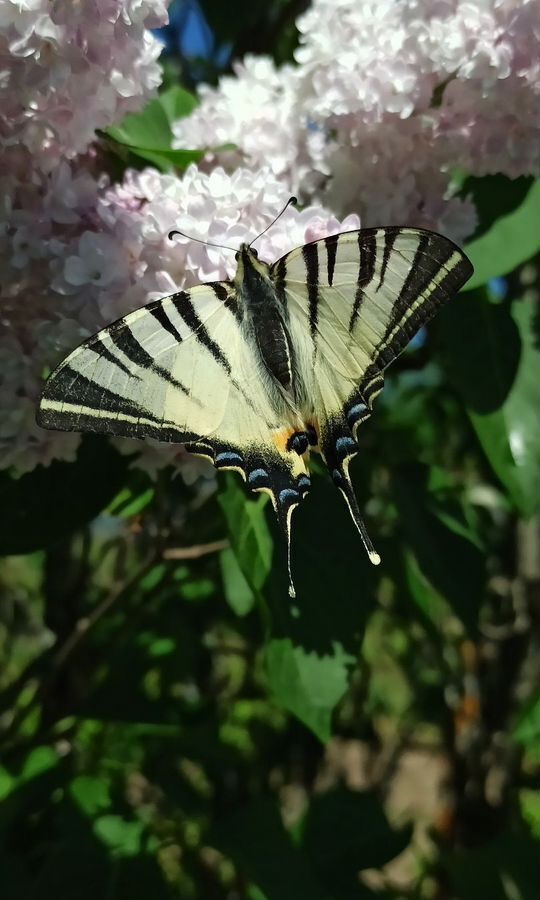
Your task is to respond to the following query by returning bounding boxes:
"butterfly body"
[235,244,297,395]
[37,225,473,597]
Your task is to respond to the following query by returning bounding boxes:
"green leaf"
[265,638,354,743]
[438,293,540,516]
[464,180,540,290]
[20,746,60,781]
[402,549,452,632]
[211,797,326,900]
[513,692,540,747]
[94,815,144,858]
[159,85,199,124]
[107,97,173,149]
[0,437,127,555]
[218,475,273,594]
[220,546,256,616]
[461,174,533,239]
[106,88,202,172]
[123,146,203,171]
[393,465,485,633]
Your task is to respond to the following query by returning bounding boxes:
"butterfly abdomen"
[256,314,294,389]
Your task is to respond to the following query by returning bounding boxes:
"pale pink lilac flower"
[172,56,306,183]
[0,0,170,169]
[173,0,540,238]
[296,0,540,227]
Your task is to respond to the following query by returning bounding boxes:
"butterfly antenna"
[249,197,298,248]
[168,229,237,253]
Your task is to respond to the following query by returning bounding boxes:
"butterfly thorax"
[234,244,294,392]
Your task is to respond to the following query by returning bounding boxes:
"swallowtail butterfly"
[37,207,473,597]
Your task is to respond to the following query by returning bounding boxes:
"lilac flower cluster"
[0,0,168,169]
[174,0,540,239]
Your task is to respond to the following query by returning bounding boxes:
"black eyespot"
[287,432,309,455]
[235,251,240,261]
[252,249,258,258]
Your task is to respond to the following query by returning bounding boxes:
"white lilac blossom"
[172,56,307,184]
[0,162,358,473]
[172,0,540,238]
[0,0,169,169]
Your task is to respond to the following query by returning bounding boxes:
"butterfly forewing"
[38,284,241,442]
[279,226,472,402]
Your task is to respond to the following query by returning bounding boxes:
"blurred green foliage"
[2,11,540,899]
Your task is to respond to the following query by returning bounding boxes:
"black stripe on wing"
[349,231,377,332]
[38,364,198,443]
[374,231,473,370]
[209,281,242,323]
[377,229,398,291]
[148,300,183,343]
[325,233,339,286]
[87,336,135,379]
[172,290,231,374]
[39,366,149,420]
[273,256,288,309]
[302,243,319,341]
[108,327,191,396]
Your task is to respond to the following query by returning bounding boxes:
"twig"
[163,539,229,560]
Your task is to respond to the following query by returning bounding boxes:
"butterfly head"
[233,243,271,292]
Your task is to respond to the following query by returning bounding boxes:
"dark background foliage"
[2,2,540,898]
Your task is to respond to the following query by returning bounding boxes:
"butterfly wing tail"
[319,416,381,567]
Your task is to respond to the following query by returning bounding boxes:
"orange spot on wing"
[271,427,296,455]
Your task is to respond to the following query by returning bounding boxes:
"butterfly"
[37,204,473,598]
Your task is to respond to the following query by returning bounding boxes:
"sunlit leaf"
[461,174,533,238]
[218,476,273,594]
[220,546,255,616]
[464,180,540,289]
[265,638,354,742]
[438,292,540,516]
[94,815,144,858]
[159,85,198,123]
[105,88,202,171]
[513,692,540,747]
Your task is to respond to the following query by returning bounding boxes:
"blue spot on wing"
[278,488,300,505]
[336,436,357,455]
[215,451,243,466]
[348,403,368,420]
[248,468,268,484]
